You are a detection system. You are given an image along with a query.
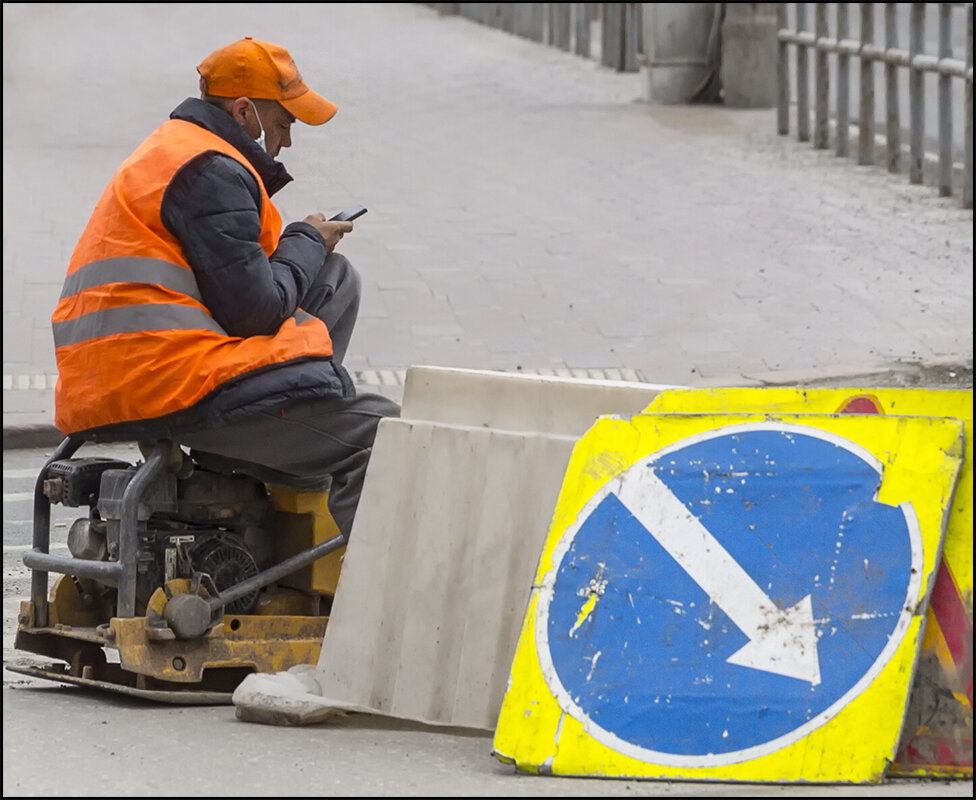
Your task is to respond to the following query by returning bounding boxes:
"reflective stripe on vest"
[54,256,316,347]
[59,256,204,302]
[53,303,226,348]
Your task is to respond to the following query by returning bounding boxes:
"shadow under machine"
[11,436,345,703]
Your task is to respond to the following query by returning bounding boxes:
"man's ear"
[229,97,252,125]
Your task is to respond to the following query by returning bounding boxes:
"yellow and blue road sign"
[645,387,974,777]
[493,411,964,783]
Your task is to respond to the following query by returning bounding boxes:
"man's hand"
[304,213,354,253]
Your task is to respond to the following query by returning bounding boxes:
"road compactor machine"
[11,437,345,703]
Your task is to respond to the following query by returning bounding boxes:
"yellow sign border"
[493,412,963,784]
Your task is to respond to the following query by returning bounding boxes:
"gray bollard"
[721,3,779,108]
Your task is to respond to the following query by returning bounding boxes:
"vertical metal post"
[837,4,850,156]
[814,3,830,148]
[965,2,973,208]
[937,3,953,196]
[549,4,572,51]
[777,3,790,134]
[909,3,925,184]
[858,3,876,165]
[116,441,169,618]
[623,3,640,73]
[29,437,83,628]
[602,3,623,71]
[885,3,901,172]
[573,3,590,57]
[798,3,811,141]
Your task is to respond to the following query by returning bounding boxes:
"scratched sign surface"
[492,412,963,783]
[646,388,973,777]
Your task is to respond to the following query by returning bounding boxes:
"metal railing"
[431,3,643,72]
[776,3,973,208]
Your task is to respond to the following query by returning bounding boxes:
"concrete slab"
[234,367,679,728]
[312,418,578,730]
[400,365,678,432]
[234,417,577,728]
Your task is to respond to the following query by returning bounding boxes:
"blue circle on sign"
[536,423,920,766]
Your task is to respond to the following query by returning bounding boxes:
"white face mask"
[248,100,267,152]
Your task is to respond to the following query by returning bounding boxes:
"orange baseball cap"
[197,37,338,125]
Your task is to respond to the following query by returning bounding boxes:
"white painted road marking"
[613,471,822,685]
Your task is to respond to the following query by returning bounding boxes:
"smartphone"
[329,205,368,222]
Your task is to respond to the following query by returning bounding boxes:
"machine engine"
[44,456,272,615]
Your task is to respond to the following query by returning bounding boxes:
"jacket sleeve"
[161,151,328,338]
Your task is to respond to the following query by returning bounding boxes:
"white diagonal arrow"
[614,470,822,686]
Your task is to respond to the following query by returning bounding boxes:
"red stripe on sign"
[938,740,973,769]
[836,394,884,414]
[929,560,973,675]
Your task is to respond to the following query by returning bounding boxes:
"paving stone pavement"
[3,3,973,447]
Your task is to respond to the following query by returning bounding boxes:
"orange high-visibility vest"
[52,118,333,435]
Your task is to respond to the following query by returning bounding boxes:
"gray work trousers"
[177,252,401,540]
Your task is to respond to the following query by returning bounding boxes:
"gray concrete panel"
[312,417,577,730]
